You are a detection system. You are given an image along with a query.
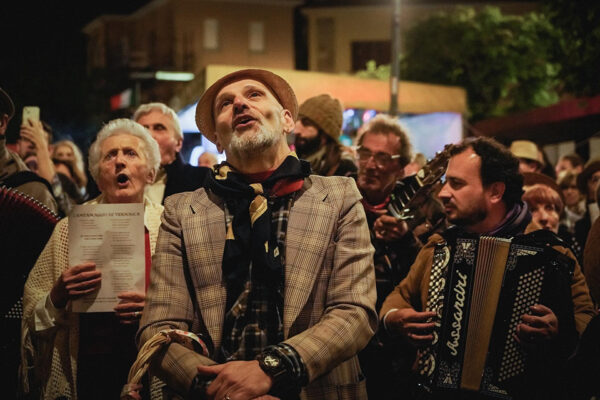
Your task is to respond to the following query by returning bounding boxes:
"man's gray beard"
[228,124,281,159]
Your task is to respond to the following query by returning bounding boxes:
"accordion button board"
[416,234,575,399]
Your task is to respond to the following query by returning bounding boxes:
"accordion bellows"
[0,185,60,395]
[417,234,575,399]
[0,185,60,316]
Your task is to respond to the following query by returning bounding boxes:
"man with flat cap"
[137,69,377,400]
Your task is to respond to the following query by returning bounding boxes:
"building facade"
[83,0,300,112]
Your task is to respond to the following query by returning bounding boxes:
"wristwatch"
[257,351,299,398]
[257,352,288,380]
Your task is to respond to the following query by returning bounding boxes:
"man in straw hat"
[510,139,545,174]
[137,69,376,399]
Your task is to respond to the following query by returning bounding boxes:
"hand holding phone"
[22,106,40,125]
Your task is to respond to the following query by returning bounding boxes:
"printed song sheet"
[69,203,145,312]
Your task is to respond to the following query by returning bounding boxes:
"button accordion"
[416,232,575,399]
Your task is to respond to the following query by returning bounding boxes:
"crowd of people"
[0,67,598,400]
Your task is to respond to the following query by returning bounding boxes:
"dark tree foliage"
[541,0,600,96]
[398,6,561,122]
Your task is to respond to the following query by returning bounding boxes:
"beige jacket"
[138,175,377,400]
[21,196,163,399]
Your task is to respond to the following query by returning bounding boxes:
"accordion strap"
[518,229,568,248]
[1,170,53,193]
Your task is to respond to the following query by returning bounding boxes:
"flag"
[110,88,133,110]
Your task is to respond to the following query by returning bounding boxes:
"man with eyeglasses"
[354,113,425,399]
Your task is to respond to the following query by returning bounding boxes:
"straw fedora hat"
[510,140,544,166]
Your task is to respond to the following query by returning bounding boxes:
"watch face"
[263,354,280,368]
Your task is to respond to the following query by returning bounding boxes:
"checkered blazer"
[138,175,377,399]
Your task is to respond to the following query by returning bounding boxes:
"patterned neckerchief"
[219,196,293,362]
[204,153,310,363]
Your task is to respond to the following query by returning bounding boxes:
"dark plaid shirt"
[220,195,306,384]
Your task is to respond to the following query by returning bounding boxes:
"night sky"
[0,0,152,143]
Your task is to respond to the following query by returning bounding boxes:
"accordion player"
[380,137,596,400]
[429,230,577,398]
[381,227,595,400]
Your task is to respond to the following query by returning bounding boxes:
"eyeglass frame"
[356,146,402,168]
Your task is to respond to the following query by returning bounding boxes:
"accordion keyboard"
[498,267,544,381]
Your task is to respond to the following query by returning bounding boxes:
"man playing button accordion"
[381,137,596,399]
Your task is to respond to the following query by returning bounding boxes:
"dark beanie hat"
[0,87,15,119]
[298,94,343,141]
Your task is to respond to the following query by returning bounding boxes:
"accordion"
[0,185,60,393]
[416,232,575,399]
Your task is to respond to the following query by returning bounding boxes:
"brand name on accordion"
[446,270,467,356]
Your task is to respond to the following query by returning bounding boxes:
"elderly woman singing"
[21,119,163,399]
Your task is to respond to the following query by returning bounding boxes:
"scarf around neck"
[206,152,311,287]
[447,200,532,240]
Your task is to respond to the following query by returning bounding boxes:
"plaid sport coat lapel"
[187,190,228,351]
[185,182,337,346]
[284,179,336,337]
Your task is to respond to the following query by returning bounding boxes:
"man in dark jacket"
[133,102,208,203]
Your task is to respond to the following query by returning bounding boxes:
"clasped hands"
[195,360,279,400]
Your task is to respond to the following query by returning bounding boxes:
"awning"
[472,95,600,145]
[175,64,467,116]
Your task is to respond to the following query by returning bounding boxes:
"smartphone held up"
[22,106,40,125]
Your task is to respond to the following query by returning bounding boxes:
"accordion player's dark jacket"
[380,222,597,337]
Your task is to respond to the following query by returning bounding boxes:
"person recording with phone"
[0,92,60,214]
[18,109,75,216]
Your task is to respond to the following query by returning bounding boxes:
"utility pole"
[389,0,401,116]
